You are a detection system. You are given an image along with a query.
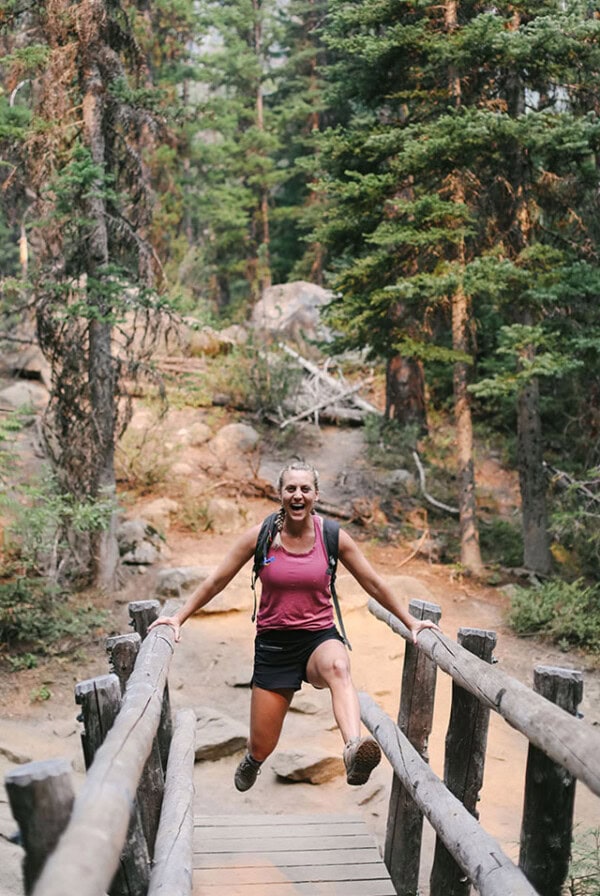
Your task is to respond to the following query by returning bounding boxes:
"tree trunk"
[453,281,483,574]
[517,363,551,574]
[82,22,119,590]
[253,0,271,294]
[385,355,428,434]
[446,0,483,575]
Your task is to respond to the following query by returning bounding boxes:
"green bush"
[508,578,600,654]
[479,519,523,567]
[0,576,107,663]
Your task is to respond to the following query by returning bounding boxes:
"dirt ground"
[1,422,599,895]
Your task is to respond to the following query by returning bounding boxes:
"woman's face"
[280,469,319,523]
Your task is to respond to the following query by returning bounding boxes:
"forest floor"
[1,413,599,895]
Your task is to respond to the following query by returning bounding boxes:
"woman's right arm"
[147,523,261,641]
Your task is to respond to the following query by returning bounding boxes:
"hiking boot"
[234,753,262,792]
[343,736,381,785]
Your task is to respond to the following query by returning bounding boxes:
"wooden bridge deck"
[193,814,396,895]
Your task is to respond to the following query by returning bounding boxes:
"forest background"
[0,0,600,666]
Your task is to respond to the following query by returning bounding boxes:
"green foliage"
[549,471,600,580]
[363,415,421,468]
[479,519,523,568]
[566,828,600,896]
[508,579,600,654]
[208,342,303,418]
[1,468,115,581]
[116,428,177,490]
[0,576,107,663]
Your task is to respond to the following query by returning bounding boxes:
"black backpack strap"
[251,512,278,622]
[322,518,352,651]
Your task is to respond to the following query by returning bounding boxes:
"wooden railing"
[4,599,195,896]
[361,598,600,896]
[5,595,600,896]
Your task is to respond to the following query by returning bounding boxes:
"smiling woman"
[147,458,440,795]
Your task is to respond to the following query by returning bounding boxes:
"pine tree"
[316,0,600,573]
[0,0,181,586]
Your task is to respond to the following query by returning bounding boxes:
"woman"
[148,460,440,791]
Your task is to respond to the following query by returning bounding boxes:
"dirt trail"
[1,424,599,895]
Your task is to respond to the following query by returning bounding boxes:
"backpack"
[251,511,351,650]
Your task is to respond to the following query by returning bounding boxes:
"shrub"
[508,578,600,654]
[479,519,523,568]
[0,576,107,664]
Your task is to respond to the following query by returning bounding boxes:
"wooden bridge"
[4,596,600,896]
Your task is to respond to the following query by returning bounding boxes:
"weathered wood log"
[107,633,165,856]
[5,759,75,895]
[384,599,441,896]
[31,600,179,896]
[75,674,151,896]
[147,709,196,896]
[430,628,497,896]
[280,343,380,414]
[360,694,540,896]
[129,600,173,770]
[519,666,583,896]
[368,599,600,797]
[280,381,368,429]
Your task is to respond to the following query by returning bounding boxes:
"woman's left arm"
[337,529,441,643]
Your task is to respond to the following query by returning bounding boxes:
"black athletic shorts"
[253,626,345,692]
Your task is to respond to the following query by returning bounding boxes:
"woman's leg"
[248,684,294,762]
[305,639,361,744]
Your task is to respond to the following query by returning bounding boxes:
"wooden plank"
[194,864,394,884]
[195,849,383,868]
[194,814,359,827]
[192,877,396,895]
[192,814,394,895]
[194,834,376,852]
[196,822,367,840]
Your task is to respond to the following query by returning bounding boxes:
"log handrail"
[360,693,539,896]
[31,606,178,896]
[368,598,600,798]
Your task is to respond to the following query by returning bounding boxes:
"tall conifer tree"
[316,0,600,573]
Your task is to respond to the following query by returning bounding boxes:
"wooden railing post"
[5,759,75,894]
[430,628,497,896]
[107,633,165,855]
[519,665,583,896]
[75,673,151,896]
[129,599,173,768]
[384,598,441,896]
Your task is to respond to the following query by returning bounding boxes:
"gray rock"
[138,497,180,532]
[121,542,160,566]
[271,748,344,784]
[206,497,246,534]
[154,566,211,596]
[210,423,260,458]
[0,381,47,411]
[251,280,334,345]
[194,706,248,761]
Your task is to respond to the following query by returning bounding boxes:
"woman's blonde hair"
[272,460,320,548]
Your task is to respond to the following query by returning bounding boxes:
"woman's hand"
[407,617,441,644]
[147,615,182,643]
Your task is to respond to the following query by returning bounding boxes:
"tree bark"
[385,355,428,434]
[81,8,119,590]
[517,361,551,574]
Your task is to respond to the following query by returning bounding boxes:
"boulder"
[271,748,345,784]
[251,280,334,346]
[154,566,211,597]
[0,381,47,411]
[206,497,246,534]
[194,706,248,761]
[210,422,260,458]
[138,497,180,532]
